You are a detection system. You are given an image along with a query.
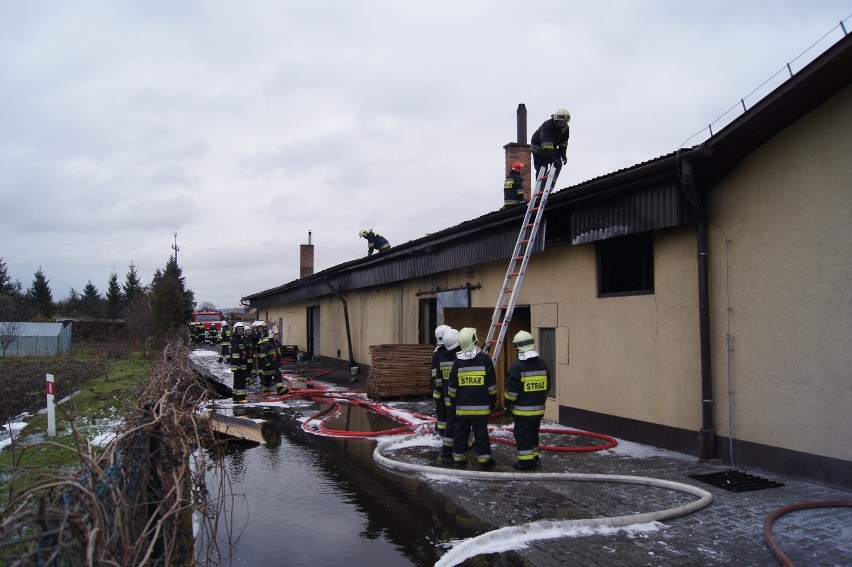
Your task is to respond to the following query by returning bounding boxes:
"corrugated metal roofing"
[244,32,852,306]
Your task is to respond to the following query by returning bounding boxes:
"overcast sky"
[1,2,849,309]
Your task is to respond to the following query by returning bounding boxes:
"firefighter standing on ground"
[436,328,461,464]
[257,330,288,395]
[504,330,550,470]
[431,326,460,464]
[447,327,498,469]
[217,320,231,364]
[359,229,391,256]
[431,325,451,437]
[502,161,526,208]
[229,322,250,403]
[531,109,570,179]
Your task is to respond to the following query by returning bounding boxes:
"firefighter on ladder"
[504,330,550,470]
[531,108,570,179]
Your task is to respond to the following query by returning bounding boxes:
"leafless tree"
[0,320,22,357]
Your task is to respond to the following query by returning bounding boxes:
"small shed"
[1,322,72,357]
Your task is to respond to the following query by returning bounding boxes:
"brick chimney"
[503,103,531,201]
[300,231,314,278]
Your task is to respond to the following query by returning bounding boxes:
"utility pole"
[172,232,180,265]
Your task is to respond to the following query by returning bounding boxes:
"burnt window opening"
[597,233,654,296]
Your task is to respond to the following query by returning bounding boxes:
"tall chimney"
[300,231,314,278]
[503,103,532,200]
[517,103,527,144]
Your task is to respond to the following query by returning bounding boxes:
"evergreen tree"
[0,257,13,296]
[123,261,144,304]
[27,267,54,320]
[62,288,82,316]
[81,280,103,317]
[162,256,196,321]
[148,256,195,337]
[152,272,186,336]
[105,271,123,319]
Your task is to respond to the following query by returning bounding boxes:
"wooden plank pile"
[367,344,435,399]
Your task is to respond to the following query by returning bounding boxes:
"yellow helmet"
[458,327,479,353]
[513,330,535,352]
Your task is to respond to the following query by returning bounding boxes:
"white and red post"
[46,373,56,437]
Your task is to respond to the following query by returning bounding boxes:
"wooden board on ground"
[206,410,265,444]
[367,344,434,399]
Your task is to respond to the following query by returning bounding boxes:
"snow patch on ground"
[436,521,664,567]
[0,421,28,450]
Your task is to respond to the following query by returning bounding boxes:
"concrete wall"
[706,85,852,463]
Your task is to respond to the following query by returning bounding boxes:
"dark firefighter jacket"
[364,231,390,255]
[447,349,498,417]
[503,170,524,205]
[531,118,570,161]
[504,352,550,418]
[431,345,457,402]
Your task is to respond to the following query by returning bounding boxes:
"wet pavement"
[191,350,852,566]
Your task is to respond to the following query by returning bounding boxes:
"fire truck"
[190,310,225,331]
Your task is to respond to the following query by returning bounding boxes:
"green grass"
[0,356,153,501]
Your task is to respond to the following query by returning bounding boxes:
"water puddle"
[197,408,525,566]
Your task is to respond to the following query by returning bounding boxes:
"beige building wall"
[497,231,702,431]
[707,85,852,462]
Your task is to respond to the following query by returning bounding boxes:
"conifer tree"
[80,280,102,317]
[123,262,144,305]
[27,267,54,320]
[105,271,123,319]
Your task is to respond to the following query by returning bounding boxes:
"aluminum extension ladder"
[484,163,559,364]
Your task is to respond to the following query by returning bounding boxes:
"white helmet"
[434,324,451,344]
[233,322,246,330]
[359,229,369,237]
[458,327,479,353]
[513,330,535,352]
[553,108,571,123]
[251,321,266,328]
[442,328,460,351]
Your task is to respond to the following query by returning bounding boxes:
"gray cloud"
[2,1,849,307]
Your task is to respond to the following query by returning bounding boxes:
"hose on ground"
[373,433,714,567]
[763,499,852,567]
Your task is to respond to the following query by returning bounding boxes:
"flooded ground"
[196,404,518,566]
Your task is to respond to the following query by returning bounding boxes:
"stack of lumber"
[367,344,435,399]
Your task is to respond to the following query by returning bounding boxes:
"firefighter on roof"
[502,161,526,209]
[359,229,391,256]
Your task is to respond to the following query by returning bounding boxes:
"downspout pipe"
[323,276,355,368]
[680,156,715,461]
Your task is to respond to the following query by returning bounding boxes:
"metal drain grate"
[689,470,785,492]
